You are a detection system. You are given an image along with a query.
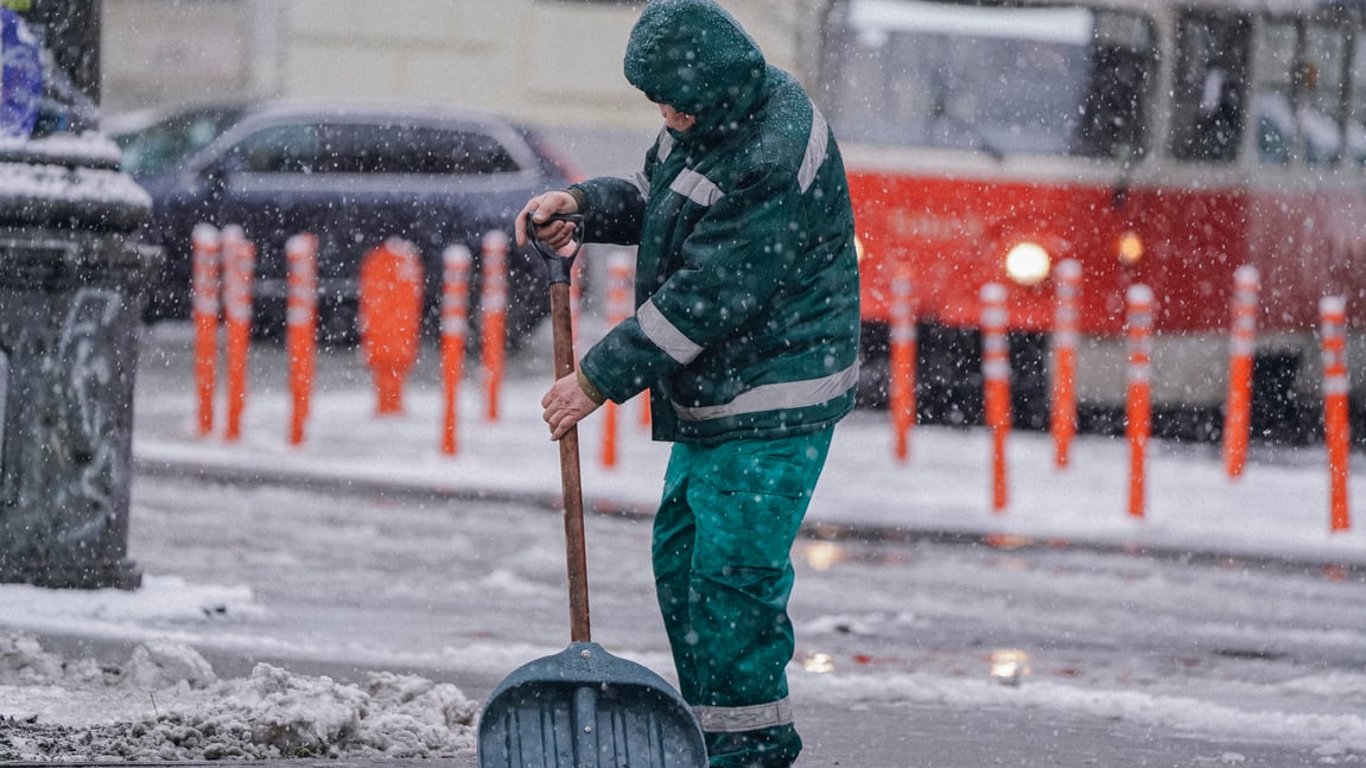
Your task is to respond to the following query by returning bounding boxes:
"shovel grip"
[527,212,584,285]
[550,278,592,643]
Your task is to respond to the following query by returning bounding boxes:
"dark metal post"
[0,1,158,589]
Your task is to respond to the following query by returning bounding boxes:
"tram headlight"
[854,234,867,263]
[1004,241,1050,286]
[1117,230,1143,265]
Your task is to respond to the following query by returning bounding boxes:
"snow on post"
[285,233,319,446]
[1125,284,1155,519]
[191,223,222,438]
[220,225,255,443]
[441,244,472,456]
[889,263,917,463]
[1223,265,1259,479]
[1050,259,1081,468]
[601,251,634,469]
[358,238,423,416]
[480,231,509,422]
[1319,295,1351,533]
[980,282,1011,512]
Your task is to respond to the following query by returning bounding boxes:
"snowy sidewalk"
[131,324,1366,569]
[1,324,1361,765]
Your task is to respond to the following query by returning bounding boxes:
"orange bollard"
[480,230,509,422]
[1319,296,1352,532]
[285,233,318,446]
[221,225,255,443]
[601,252,634,469]
[1223,266,1260,479]
[1051,259,1081,468]
[981,283,1011,512]
[1125,284,1155,519]
[440,244,472,456]
[191,223,221,437]
[358,238,423,415]
[889,264,917,463]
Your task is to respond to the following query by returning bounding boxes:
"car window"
[114,107,243,176]
[318,123,523,175]
[439,127,523,174]
[227,123,323,173]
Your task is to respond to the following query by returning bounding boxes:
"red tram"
[816,0,1366,436]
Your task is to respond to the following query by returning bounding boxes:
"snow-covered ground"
[0,321,1362,764]
[1,635,478,761]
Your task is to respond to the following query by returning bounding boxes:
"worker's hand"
[516,191,580,255]
[541,372,601,441]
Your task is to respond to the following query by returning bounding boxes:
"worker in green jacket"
[516,0,859,765]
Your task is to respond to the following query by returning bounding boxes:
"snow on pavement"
[0,635,477,760]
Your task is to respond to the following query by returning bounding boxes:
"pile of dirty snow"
[0,634,478,760]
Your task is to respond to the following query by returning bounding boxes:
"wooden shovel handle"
[550,281,591,643]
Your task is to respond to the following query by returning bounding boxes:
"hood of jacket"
[623,0,767,142]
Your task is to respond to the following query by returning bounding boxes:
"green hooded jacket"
[572,0,861,444]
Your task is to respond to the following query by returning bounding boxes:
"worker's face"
[657,103,697,133]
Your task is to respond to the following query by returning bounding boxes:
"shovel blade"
[478,642,706,768]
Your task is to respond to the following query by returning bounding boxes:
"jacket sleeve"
[569,140,658,245]
[580,163,803,403]
[570,176,646,245]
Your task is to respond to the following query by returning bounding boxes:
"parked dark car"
[112,100,578,344]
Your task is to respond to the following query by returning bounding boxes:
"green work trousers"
[652,426,834,768]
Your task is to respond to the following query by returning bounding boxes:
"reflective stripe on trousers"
[694,698,794,732]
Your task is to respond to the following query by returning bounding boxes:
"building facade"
[101,0,825,134]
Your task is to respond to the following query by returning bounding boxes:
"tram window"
[1349,32,1366,166]
[1299,25,1348,166]
[1074,12,1155,159]
[821,0,1156,160]
[1170,12,1249,162]
[1251,20,1299,166]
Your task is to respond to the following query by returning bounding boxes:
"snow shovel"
[477,214,706,768]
